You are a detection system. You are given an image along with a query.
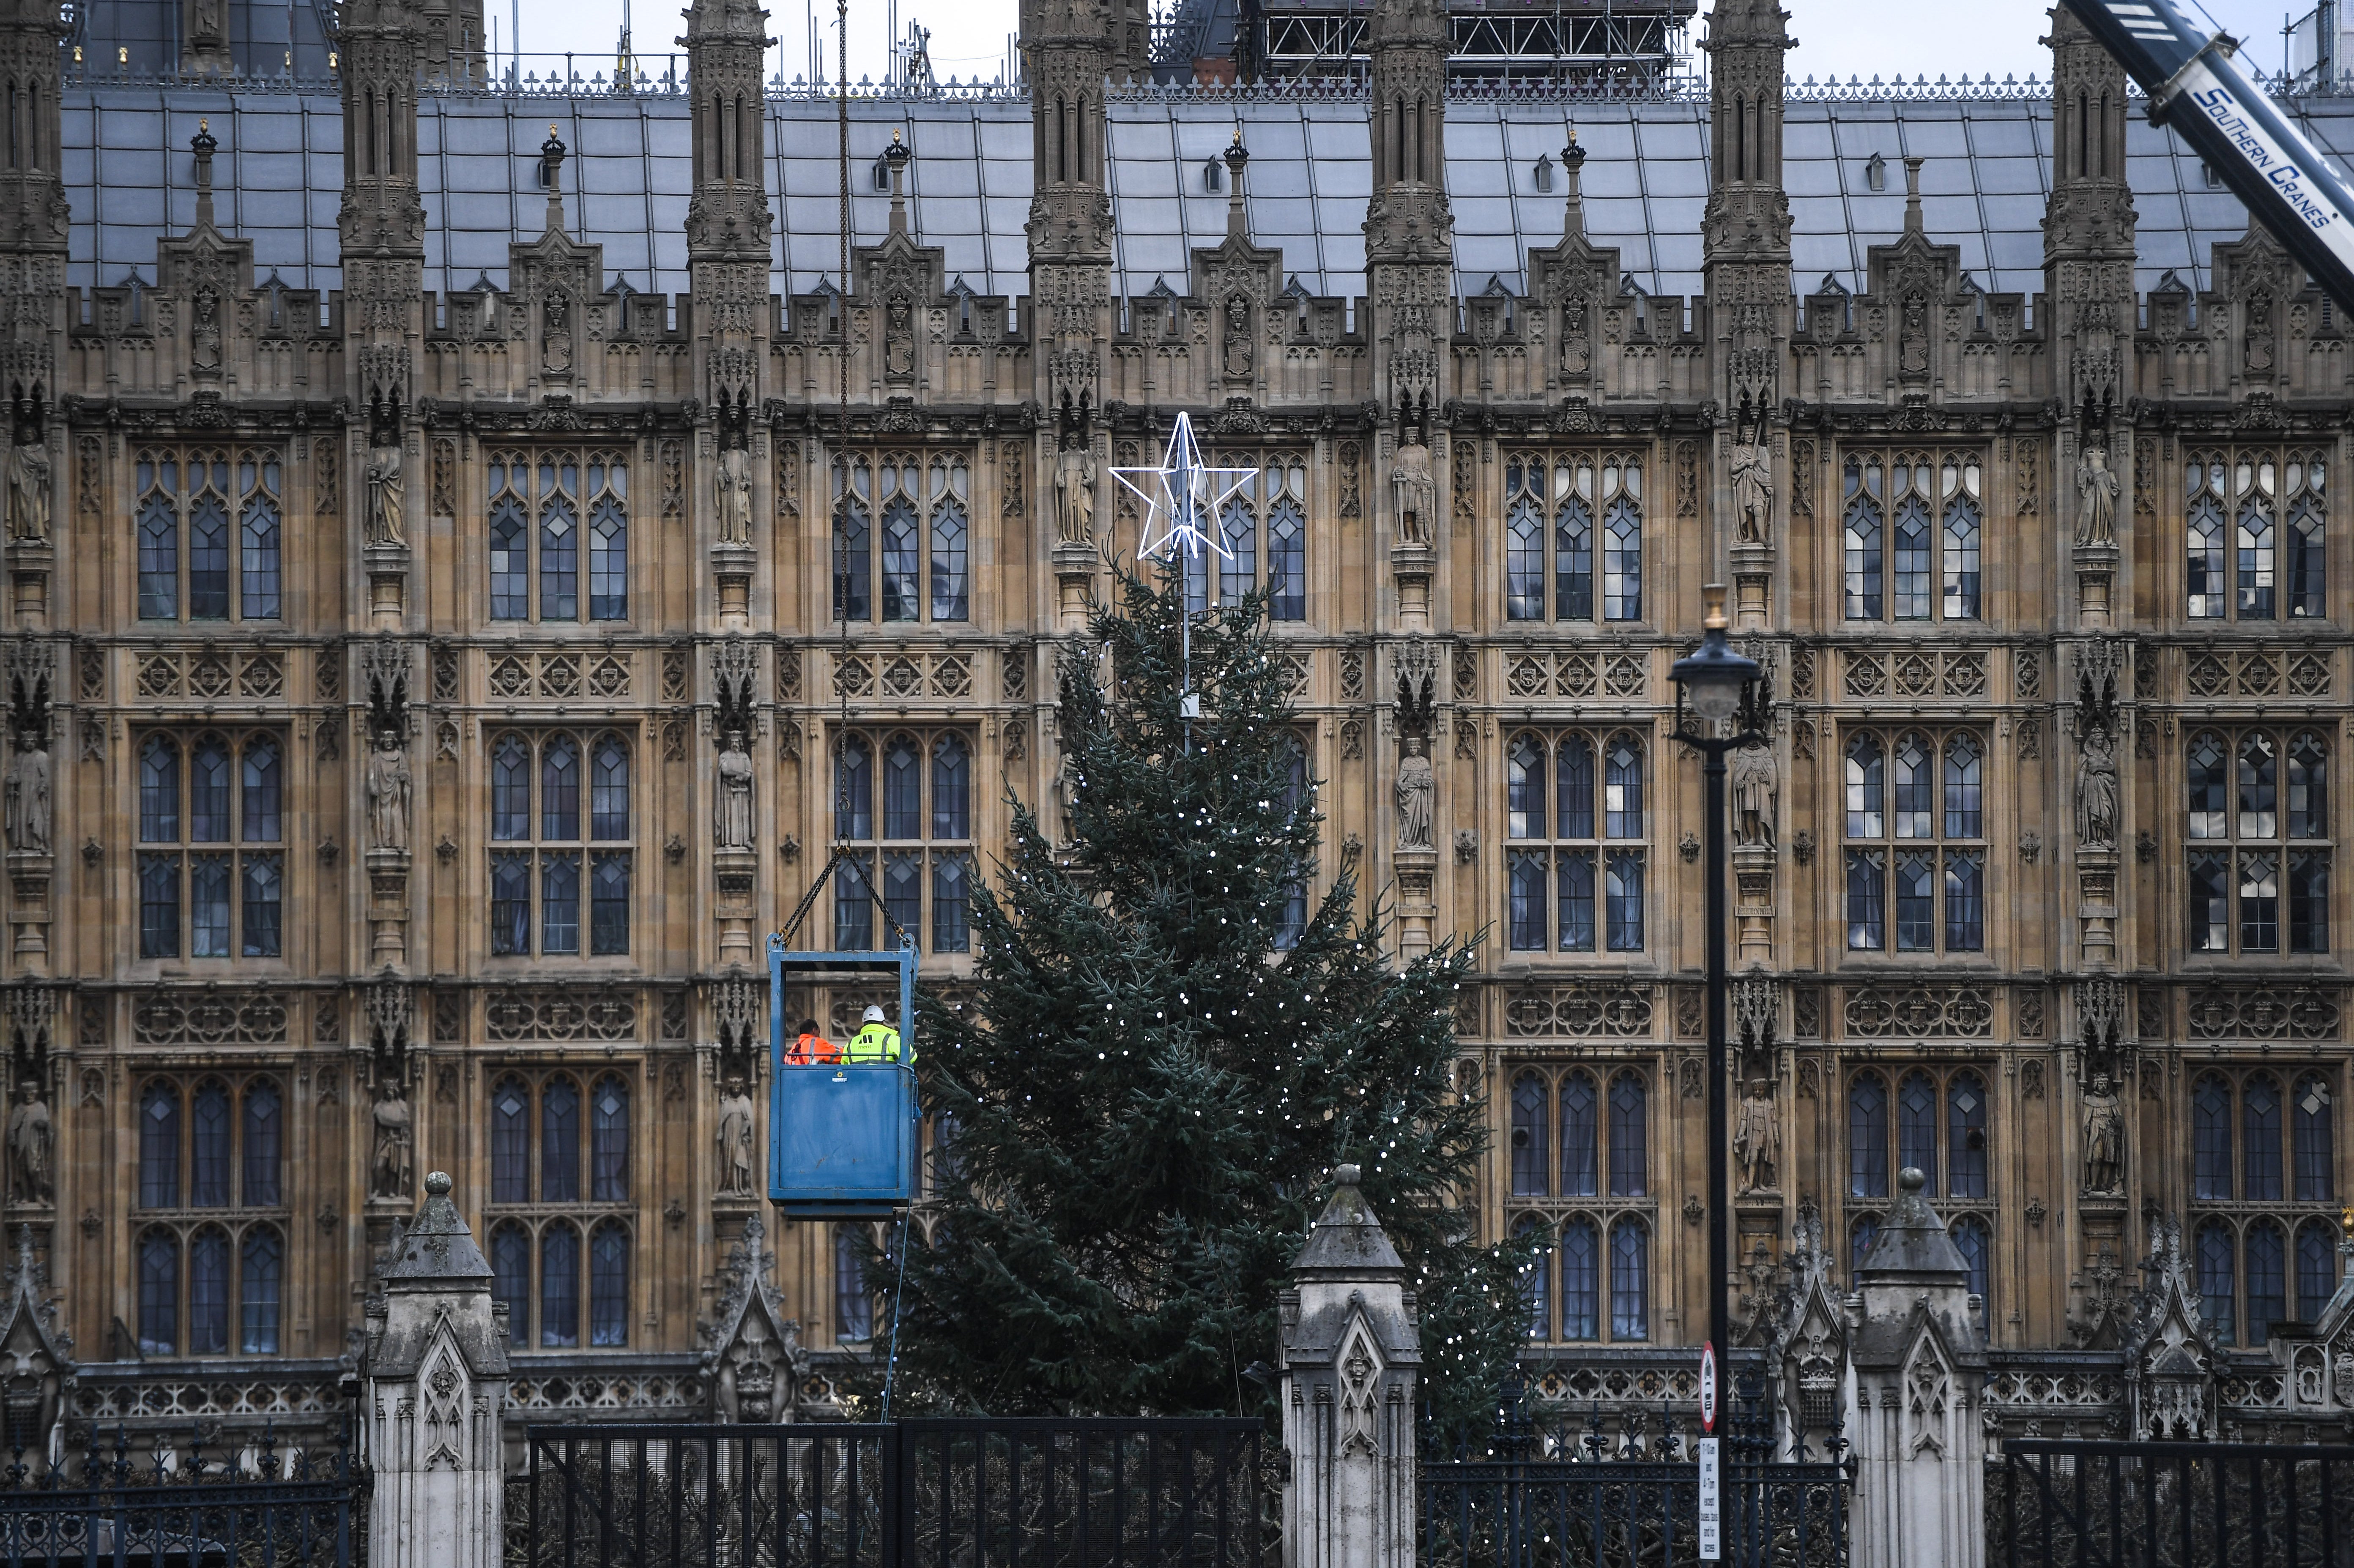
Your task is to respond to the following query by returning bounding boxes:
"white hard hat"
[863,1004,887,1024]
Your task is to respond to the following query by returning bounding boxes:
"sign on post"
[1698,1341,1720,1561]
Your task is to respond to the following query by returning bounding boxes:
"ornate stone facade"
[10,0,2354,1445]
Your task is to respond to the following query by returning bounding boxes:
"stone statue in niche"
[1054,441,1096,546]
[370,1081,413,1200]
[542,292,573,376]
[4,729,49,856]
[1559,292,1591,375]
[7,1078,51,1205]
[2076,725,2120,848]
[2075,445,2120,549]
[1730,744,1776,848]
[1733,1078,1779,1194]
[884,296,915,379]
[364,437,406,548]
[2245,289,2276,373]
[5,437,48,545]
[715,728,755,849]
[1390,442,1435,546]
[1395,729,1434,850]
[192,0,224,41]
[366,729,412,853]
[717,1075,757,1198]
[715,443,753,546]
[190,286,221,371]
[1729,441,1774,546]
[1221,295,1252,378]
[2082,1071,2124,1193]
[1899,292,1929,377]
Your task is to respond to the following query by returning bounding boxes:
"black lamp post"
[1666,583,1768,1434]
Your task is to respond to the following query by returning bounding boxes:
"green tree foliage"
[882,563,1533,1426]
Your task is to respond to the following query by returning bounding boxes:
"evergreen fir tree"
[883,562,1533,1425]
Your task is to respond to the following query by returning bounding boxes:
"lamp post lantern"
[1666,583,1768,1433]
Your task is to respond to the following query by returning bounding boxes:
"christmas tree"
[883,561,1533,1425]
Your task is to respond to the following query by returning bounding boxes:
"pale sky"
[495,0,2313,89]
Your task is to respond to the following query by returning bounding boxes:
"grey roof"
[64,82,2354,307]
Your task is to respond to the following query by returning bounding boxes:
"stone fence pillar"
[1278,1164,1418,1568]
[1848,1168,1987,1568]
[362,1171,511,1568]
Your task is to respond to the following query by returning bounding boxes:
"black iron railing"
[1997,1439,2354,1568]
[519,1417,1268,1568]
[0,1425,358,1568]
[1421,1373,1850,1568]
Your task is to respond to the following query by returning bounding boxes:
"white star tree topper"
[1111,410,1259,567]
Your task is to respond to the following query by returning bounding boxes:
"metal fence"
[517,1417,1268,1568]
[1996,1439,2354,1568]
[0,1424,358,1568]
[1421,1377,1850,1568]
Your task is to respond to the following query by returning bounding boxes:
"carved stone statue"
[2076,726,2120,848]
[3,732,49,856]
[1054,443,1097,546]
[1733,1078,1779,1194]
[1729,442,1774,546]
[885,297,916,379]
[2075,445,2120,549]
[1390,442,1436,547]
[6,1079,51,1205]
[1730,744,1776,848]
[192,0,224,40]
[366,732,412,853]
[542,292,572,375]
[1395,729,1434,850]
[2082,1072,2124,1194]
[1221,295,1252,378]
[715,728,755,849]
[370,1084,413,1201]
[364,439,406,548]
[5,440,48,544]
[715,444,753,546]
[717,1075,757,1198]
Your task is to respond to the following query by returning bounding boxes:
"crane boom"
[2060,0,2354,309]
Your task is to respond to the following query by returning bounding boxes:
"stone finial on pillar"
[1279,1164,1418,1568]
[1848,1168,1987,1568]
[364,1172,510,1568]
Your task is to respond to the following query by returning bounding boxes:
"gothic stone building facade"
[1,0,2351,1445]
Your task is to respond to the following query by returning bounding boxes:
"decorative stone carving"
[700,1213,805,1423]
[1395,730,1433,851]
[1390,441,1435,546]
[364,436,407,548]
[1731,744,1776,848]
[5,438,47,546]
[3,731,47,858]
[2075,725,2119,849]
[1053,440,1096,545]
[6,1078,50,1205]
[716,1074,757,1199]
[1729,441,1773,545]
[715,728,755,850]
[2122,1217,2218,1440]
[371,1081,413,1202]
[2080,1073,2124,1194]
[1733,1077,1779,1194]
[367,730,413,854]
[2075,445,2119,547]
[714,442,753,546]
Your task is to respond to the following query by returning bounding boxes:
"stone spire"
[1363,0,1451,265]
[0,0,67,638]
[681,0,775,262]
[1024,0,1114,436]
[1023,0,1114,265]
[1700,0,1795,263]
[1363,0,1452,442]
[336,0,427,440]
